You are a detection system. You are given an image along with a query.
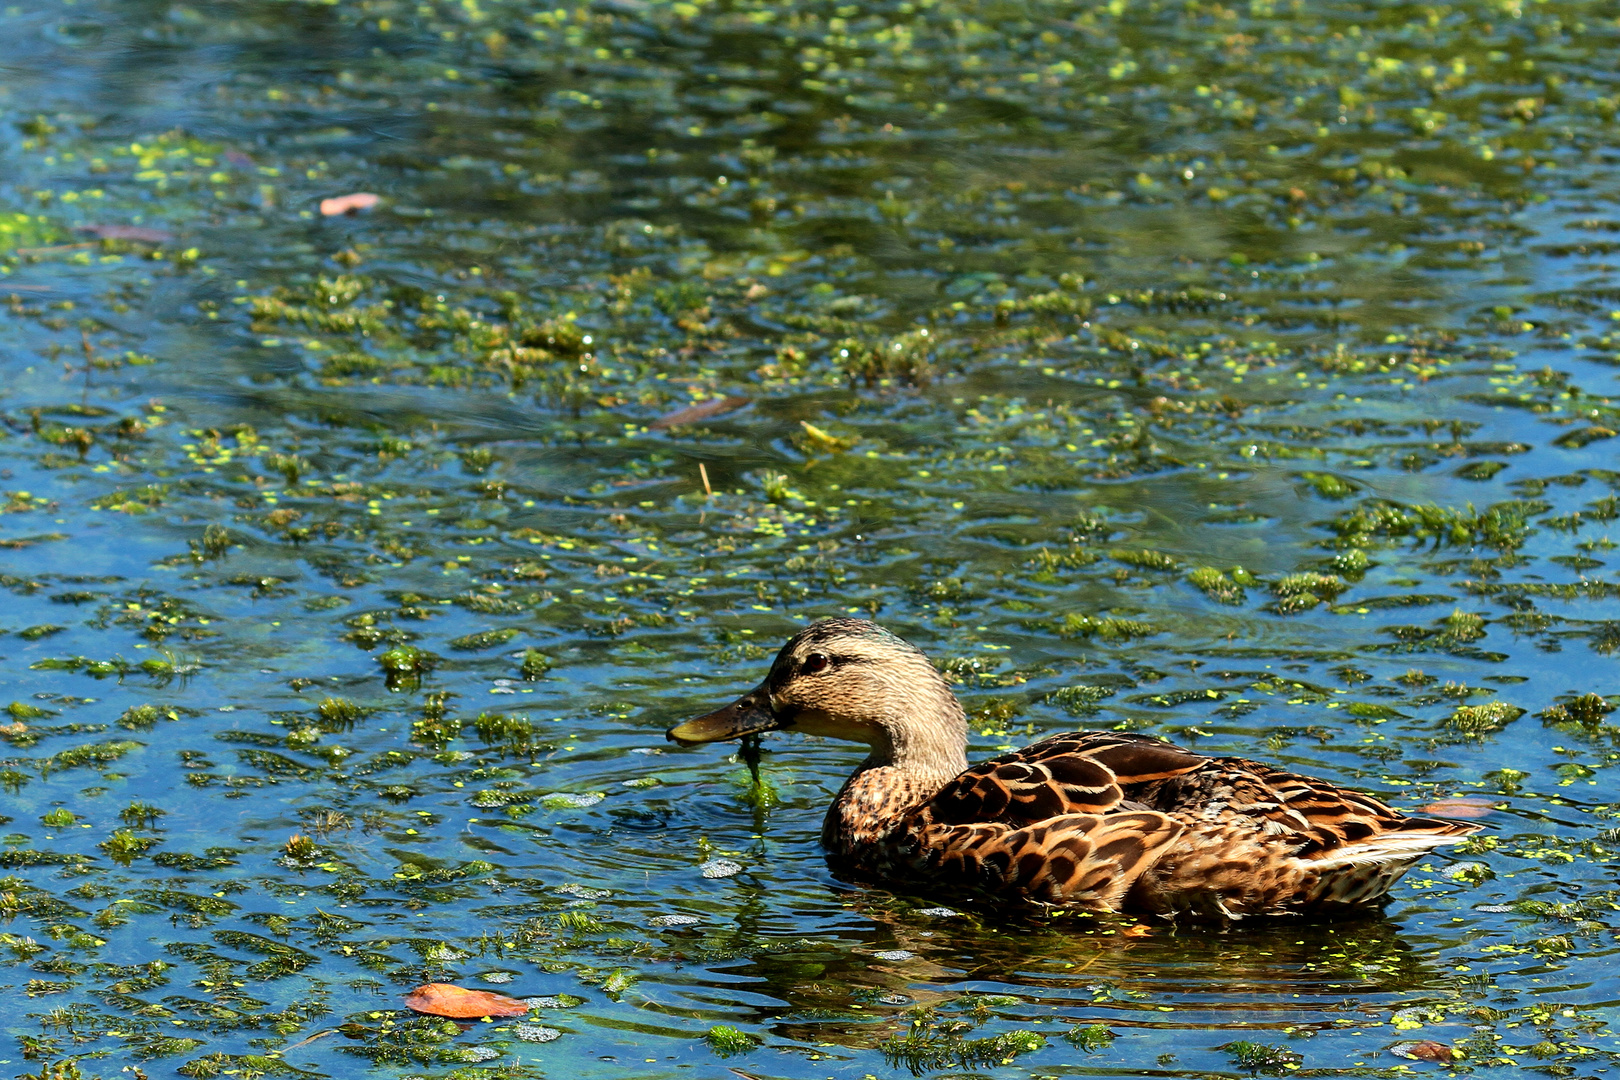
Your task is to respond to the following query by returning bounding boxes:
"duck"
[667,618,1481,918]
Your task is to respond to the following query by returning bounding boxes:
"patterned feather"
[851,731,1481,916]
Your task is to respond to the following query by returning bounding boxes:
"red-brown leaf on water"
[1417,797,1497,818]
[403,982,529,1018]
[77,224,173,243]
[1395,1040,1456,1062]
[649,395,750,431]
[320,192,381,217]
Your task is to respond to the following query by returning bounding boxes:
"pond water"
[2,0,1620,1076]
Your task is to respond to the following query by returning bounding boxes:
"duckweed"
[3,0,1620,1074]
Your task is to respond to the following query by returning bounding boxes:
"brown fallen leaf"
[649,395,750,431]
[1418,797,1497,818]
[320,192,381,217]
[403,982,529,1019]
[77,224,173,243]
[1395,1040,1456,1063]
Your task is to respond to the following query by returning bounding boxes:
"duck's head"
[667,618,968,772]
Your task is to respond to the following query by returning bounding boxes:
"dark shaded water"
[2,0,1620,1076]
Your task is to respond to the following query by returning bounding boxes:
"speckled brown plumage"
[669,619,1483,918]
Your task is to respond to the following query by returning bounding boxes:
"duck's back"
[847,731,1480,916]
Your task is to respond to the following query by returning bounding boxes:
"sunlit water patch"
[2,0,1620,1076]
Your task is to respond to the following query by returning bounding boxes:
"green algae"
[2,0,1620,1075]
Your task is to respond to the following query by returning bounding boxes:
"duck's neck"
[820,699,970,858]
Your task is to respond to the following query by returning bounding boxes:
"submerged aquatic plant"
[1187,566,1248,605]
[702,1025,759,1057]
[880,1021,1046,1074]
[100,829,157,865]
[4,0,1620,1071]
[316,696,366,730]
[1448,702,1525,735]
[1056,614,1157,641]
[519,648,552,680]
[1540,693,1616,727]
[472,712,544,757]
[1048,684,1117,717]
[1065,1023,1117,1051]
[449,628,520,652]
[1267,572,1345,615]
[1220,1041,1303,1073]
[377,646,438,690]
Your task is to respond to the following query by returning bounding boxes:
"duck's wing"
[1205,758,1480,860]
[918,731,1206,828]
[1057,735,1477,856]
[1055,731,1213,787]
[915,811,1186,909]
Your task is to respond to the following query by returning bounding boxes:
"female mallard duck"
[668,618,1481,918]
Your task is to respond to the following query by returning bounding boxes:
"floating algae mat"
[2,0,1620,1075]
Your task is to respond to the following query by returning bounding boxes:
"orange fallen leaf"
[649,395,750,431]
[1418,797,1497,818]
[320,192,381,217]
[1121,924,1152,938]
[403,982,529,1019]
[1400,1040,1456,1063]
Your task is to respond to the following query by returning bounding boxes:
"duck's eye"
[802,653,830,675]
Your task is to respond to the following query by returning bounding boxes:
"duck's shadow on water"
[724,887,1441,1051]
[854,888,1434,989]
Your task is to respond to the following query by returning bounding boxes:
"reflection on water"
[2,0,1620,1075]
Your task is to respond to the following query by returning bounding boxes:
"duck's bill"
[667,686,782,746]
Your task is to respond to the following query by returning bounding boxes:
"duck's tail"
[1308,820,1478,871]
[1303,818,1480,906]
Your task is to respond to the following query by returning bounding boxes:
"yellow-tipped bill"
[667,686,780,746]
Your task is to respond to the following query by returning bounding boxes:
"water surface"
[2,0,1620,1076]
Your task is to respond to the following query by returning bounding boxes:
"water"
[2,0,1619,1076]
